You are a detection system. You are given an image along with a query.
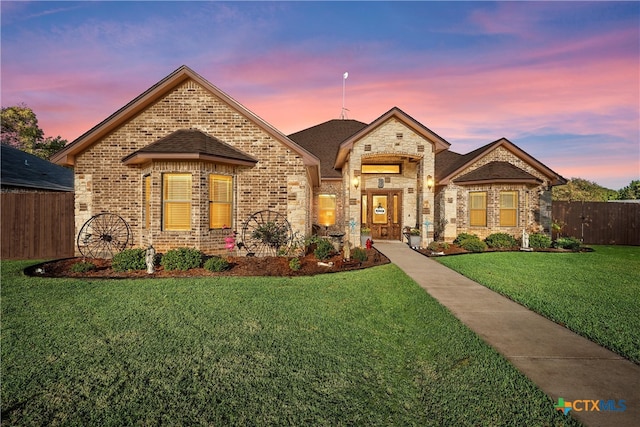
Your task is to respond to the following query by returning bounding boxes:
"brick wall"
[73,79,309,256]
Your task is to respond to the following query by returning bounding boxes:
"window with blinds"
[318,194,336,226]
[469,192,487,227]
[163,173,192,231]
[500,191,518,227]
[143,175,151,229]
[209,174,233,229]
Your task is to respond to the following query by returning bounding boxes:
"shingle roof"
[122,129,258,165]
[454,161,542,184]
[1,144,74,191]
[289,119,368,178]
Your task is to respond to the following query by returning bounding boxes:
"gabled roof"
[289,119,368,179]
[122,129,257,166]
[454,161,542,185]
[436,137,566,186]
[334,107,451,169]
[1,144,73,191]
[50,65,320,182]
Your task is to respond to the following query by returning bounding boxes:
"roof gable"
[1,144,73,191]
[335,107,450,169]
[122,129,257,166]
[436,137,566,186]
[50,66,319,179]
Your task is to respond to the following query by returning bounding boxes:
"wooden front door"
[363,190,402,240]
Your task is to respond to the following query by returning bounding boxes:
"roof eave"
[453,178,542,186]
[122,152,258,167]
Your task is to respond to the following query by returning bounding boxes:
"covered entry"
[362,190,402,240]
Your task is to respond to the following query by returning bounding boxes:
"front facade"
[53,66,565,256]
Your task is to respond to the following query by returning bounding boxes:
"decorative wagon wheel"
[239,210,293,257]
[77,213,132,259]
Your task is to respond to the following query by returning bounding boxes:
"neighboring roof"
[454,161,542,185]
[1,144,73,191]
[50,65,320,184]
[335,107,451,169]
[436,137,566,187]
[288,119,368,179]
[122,129,257,166]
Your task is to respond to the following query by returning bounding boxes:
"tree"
[617,180,640,200]
[1,104,67,159]
[552,178,618,202]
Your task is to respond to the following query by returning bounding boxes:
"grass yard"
[437,245,640,364]
[1,260,579,426]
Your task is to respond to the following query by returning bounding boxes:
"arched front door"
[363,190,402,240]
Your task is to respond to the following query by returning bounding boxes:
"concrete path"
[374,241,640,427]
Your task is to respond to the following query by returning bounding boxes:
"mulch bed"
[25,248,389,279]
[415,243,593,257]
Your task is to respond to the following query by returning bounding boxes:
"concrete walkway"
[374,241,639,427]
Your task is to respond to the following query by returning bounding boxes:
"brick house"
[52,65,565,255]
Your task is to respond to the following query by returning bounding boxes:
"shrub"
[555,237,582,251]
[484,233,517,249]
[427,241,450,251]
[313,238,335,261]
[453,233,479,245]
[460,238,487,253]
[204,256,230,272]
[352,247,368,262]
[289,257,301,271]
[529,233,552,249]
[160,248,203,271]
[112,248,146,272]
[71,261,96,273]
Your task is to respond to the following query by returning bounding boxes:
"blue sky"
[1,1,638,189]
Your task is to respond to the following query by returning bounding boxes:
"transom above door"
[362,190,402,240]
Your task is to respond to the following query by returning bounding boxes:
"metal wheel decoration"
[239,210,293,256]
[77,213,132,259]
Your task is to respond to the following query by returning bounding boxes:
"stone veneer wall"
[440,146,552,241]
[72,79,309,256]
[342,117,436,248]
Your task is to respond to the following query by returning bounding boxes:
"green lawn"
[1,260,578,426]
[436,245,640,364]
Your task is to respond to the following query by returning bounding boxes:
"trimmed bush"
[313,238,335,261]
[289,257,301,271]
[427,241,450,251]
[351,247,368,263]
[112,248,146,272]
[460,238,487,253]
[484,233,517,249]
[453,233,479,245]
[529,233,552,249]
[71,261,96,273]
[160,248,203,271]
[555,237,582,251]
[204,256,230,272]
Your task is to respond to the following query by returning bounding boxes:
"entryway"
[363,190,402,240]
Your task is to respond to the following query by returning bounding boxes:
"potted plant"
[360,227,371,247]
[408,228,421,248]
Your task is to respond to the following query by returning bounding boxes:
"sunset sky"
[2,1,638,189]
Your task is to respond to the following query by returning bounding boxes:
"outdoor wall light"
[426,175,434,191]
[352,176,360,190]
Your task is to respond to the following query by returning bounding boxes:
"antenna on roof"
[340,72,349,120]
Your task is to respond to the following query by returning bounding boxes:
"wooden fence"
[1,192,75,259]
[552,201,640,246]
